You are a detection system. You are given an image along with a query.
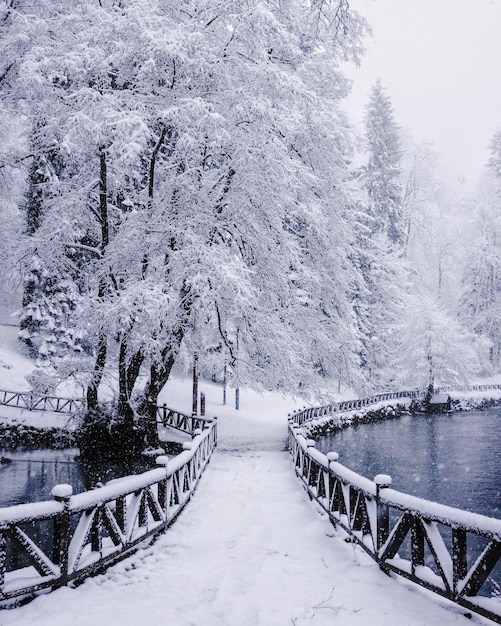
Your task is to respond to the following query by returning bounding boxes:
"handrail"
[0,389,220,421]
[291,384,501,426]
[0,410,217,606]
[288,411,501,624]
[156,404,213,434]
[0,389,85,414]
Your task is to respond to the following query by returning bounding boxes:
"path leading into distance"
[1,405,479,626]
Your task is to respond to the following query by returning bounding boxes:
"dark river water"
[315,407,501,519]
[0,448,155,508]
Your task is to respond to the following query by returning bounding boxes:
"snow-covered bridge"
[0,385,500,625]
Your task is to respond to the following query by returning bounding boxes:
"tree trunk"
[85,148,109,415]
[86,332,107,414]
[137,286,193,445]
[117,334,152,448]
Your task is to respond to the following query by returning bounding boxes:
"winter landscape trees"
[458,133,501,369]
[1,0,370,455]
[0,0,498,457]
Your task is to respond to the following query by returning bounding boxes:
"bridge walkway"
[1,400,477,626]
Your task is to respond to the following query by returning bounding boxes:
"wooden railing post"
[156,456,169,516]
[411,518,425,573]
[452,527,468,594]
[374,474,392,552]
[51,484,73,587]
[192,354,198,416]
[115,496,126,534]
[0,530,6,590]
[305,439,316,488]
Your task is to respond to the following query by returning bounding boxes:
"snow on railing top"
[290,384,501,425]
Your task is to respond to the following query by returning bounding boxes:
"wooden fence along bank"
[289,386,501,625]
[0,401,217,607]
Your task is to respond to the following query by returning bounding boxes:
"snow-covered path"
[1,386,488,626]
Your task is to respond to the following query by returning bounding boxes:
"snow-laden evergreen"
[459,135,501,369]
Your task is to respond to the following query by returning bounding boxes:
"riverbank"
[300,388,501,439]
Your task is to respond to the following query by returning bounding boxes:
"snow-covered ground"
[0,325,37,392]
[0,325,495,625]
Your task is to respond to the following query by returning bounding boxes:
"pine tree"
[16,140,82,364]
[458,141,501,368]
[362,79,403,245]
[487,128,501,180]
[352,81,407,390]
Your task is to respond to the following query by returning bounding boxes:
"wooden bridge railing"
[0,390,217,425]
[289,415,501,624]
[0,412,217,607]
[291,384,501,426]
[0,389,85,414]
[155,404,212,434]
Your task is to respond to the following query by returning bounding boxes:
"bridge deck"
[1,396,472,626]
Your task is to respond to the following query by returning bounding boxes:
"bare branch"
[63,242,102,257]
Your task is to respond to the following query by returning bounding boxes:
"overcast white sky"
[344,0,501,185]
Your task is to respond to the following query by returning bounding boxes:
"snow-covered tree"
[459,169,501,368]
[361,80,403,245]
[2,0,369,454]
[16,143,80,363]
[350,82,409,390]
[392,291,484,391]
[18,257,82,365]
[487,128,501,179]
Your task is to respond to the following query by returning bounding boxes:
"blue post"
[223,365,227,405]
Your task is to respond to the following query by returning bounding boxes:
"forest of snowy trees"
[0,1,499,455]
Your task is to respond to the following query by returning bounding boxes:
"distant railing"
[0,410,217,607]
[289,399,501,625]
[156,404,212,434]
[292,384,501,426]
[0,389,84,414]
[0,391,217,425]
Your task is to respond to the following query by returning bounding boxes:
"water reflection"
[316,407,501,519]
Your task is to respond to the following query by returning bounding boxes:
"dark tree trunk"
[86,332,107,414]
[85,148,110,416]
[137,285,193,445]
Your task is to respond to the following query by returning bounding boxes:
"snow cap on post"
[374,474,392,488]
[326,452,339,462]
[51,483,73,502]
[156,455,169,467]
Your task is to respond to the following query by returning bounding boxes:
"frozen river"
[315,406,501,519]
